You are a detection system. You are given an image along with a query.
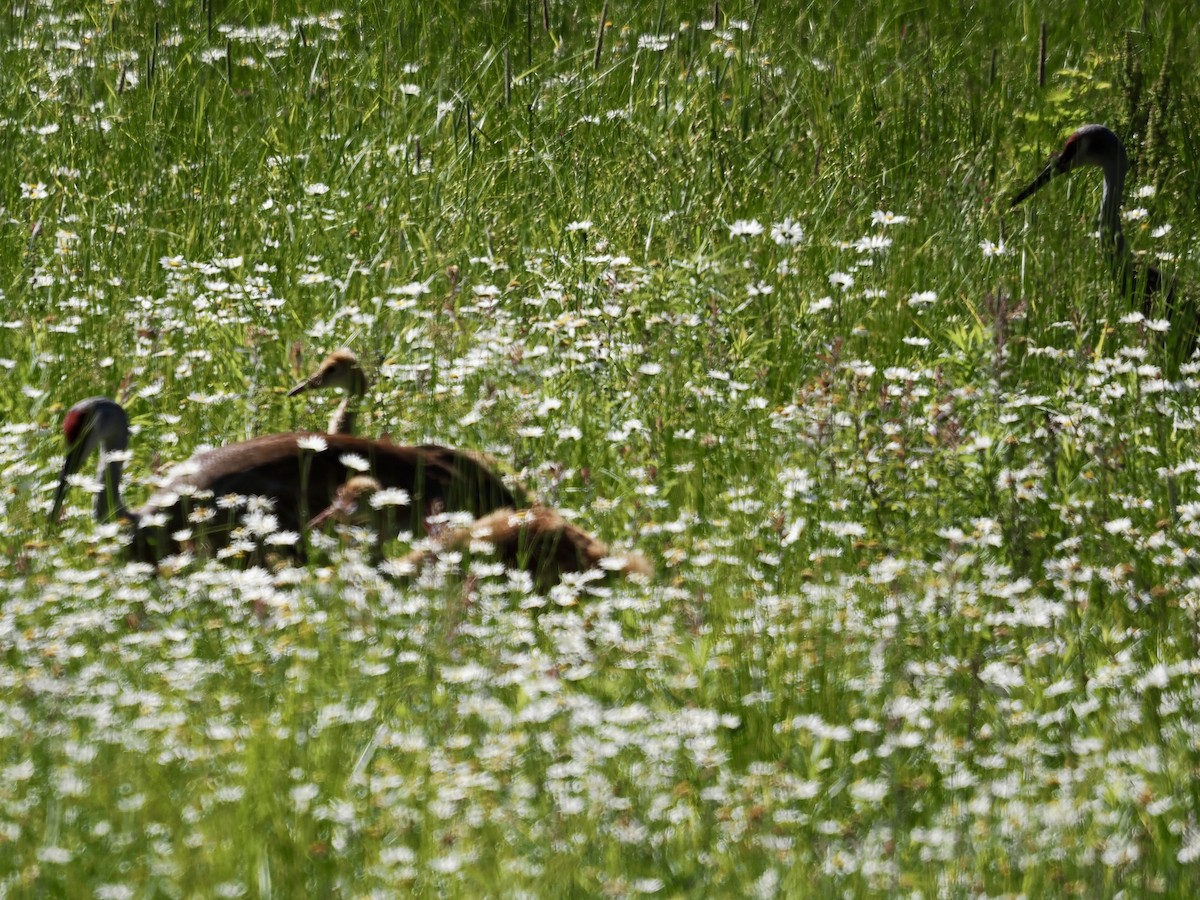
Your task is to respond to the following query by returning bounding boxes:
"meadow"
[2,0,1200,895]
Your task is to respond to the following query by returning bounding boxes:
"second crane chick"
[311,476,651,592]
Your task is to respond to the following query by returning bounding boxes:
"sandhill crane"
[306,474,396,531]
[288,349,369,435]
[51,397,519,563]
[310,476,651,591]
[1010,124,1175,310]
[413,506,652,591]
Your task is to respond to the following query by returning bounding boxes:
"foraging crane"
[309,475,651,591]
[50,397,519,563]
[1009,124,1174,311]
[307,474,387,531]
[404,504,653,591]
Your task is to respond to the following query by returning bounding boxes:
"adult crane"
[50,397,519,563]
[1010,124,1177,315]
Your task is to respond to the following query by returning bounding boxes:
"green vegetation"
[2,0,1199,895]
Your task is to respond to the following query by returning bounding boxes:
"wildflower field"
[4,0,1200,895]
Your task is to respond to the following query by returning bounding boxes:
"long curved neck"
[1097,148,1132,291]
[330,395,358,435]
[1099,164,1126,244]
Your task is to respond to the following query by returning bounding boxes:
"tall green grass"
[2,0,1199,895]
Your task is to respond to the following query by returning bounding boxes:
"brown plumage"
[290,349,531,505]
[308,476,652,591]
[51,397,519,563]
[403,505,652,592]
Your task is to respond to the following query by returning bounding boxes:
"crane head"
[51,397,128,521]
[288,349,369,399]
[307,475,382,529]
[1010,125,1127,209]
